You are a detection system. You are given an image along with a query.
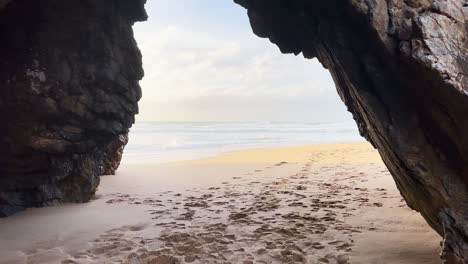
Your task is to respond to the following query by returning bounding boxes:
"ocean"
[122,121,364,164]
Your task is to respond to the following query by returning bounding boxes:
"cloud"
[132,4,349,122]
[138,93,350,122]
[136,26,333,93]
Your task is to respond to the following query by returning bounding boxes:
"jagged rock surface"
[0,0,467,262]
[0,0,146,216]
[234,0,468,263]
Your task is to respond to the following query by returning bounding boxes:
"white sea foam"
[122,121,364,164]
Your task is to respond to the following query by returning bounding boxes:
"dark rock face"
[234,0,468,262]
[0,0,466,262]
[0,0,146,216]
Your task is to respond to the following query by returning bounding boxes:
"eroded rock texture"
[234,0,468,262]
[0,0,146,216]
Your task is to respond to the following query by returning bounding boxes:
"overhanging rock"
[234,0,468,262]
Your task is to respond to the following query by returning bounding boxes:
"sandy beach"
[0,142,440,264]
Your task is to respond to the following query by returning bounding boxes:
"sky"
[132,0,353,123]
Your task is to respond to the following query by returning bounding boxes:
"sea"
[122,121,364,164]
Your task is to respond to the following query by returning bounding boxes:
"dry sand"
[0,142,440,264]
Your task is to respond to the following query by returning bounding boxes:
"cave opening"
[125,0,362,165]
[0,0,467,262]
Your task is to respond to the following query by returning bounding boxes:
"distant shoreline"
[123,140,367,165]
[123,121,364,164]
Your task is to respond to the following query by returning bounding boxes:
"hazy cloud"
[133,1,351,122]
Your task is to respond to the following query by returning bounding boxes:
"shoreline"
[0,142,440,264]
[171,142,376,165]
[123,140,367,165]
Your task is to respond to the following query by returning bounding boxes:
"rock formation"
[0,0,146,216]
[234,0,468,262]
[0,0,466,262]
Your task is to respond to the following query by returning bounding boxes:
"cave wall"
[0,0,467,262]
[234,0,468,262]
[0,0,146,216]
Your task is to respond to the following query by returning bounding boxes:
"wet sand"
[0,142,440,263]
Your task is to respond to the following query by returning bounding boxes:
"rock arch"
[0,0,467,262]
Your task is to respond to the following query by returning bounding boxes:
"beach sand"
[0,142,440,263]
